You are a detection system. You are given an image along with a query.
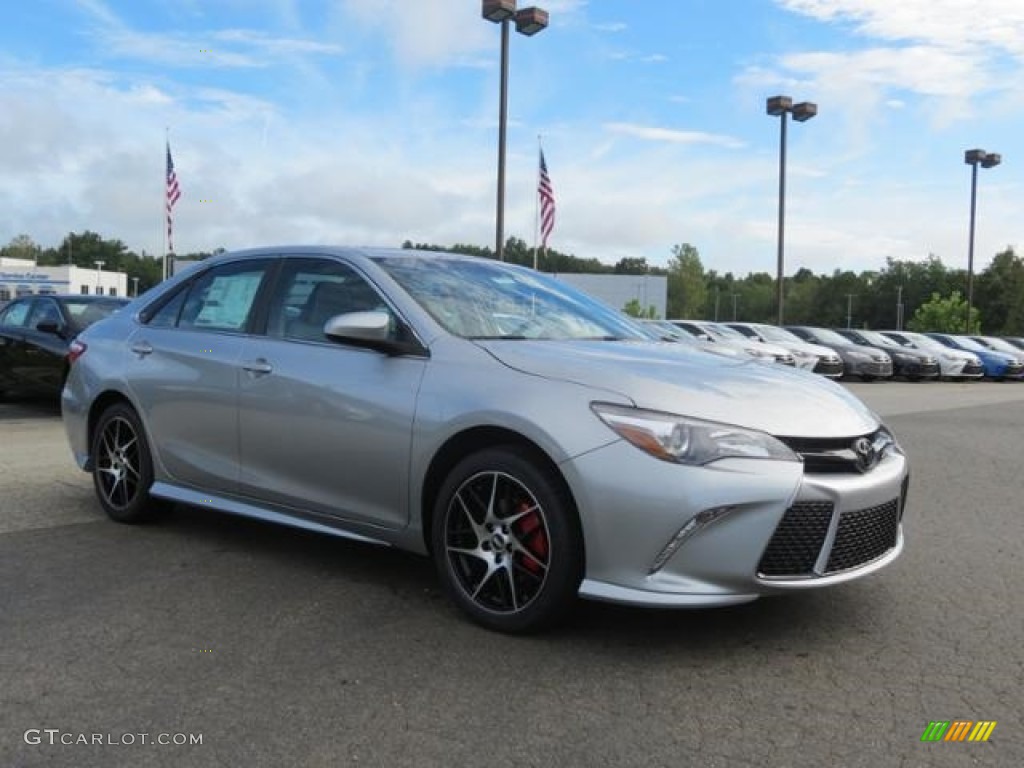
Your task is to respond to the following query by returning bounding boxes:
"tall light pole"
[482,0,549,262]
[766,95,817,326]
[846,293,856,329]
[964,148,1001,333]
[93,260,105,295]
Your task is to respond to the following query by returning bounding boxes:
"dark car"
[833,328,940,381]
[0,294,130,399]
[785,326,894,381]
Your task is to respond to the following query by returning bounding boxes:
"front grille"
[825,499,900,573]
[814,358,844,376]
[1006,363,1024,376]
[757,501,833,576]
[778,432,881,473]
[963,362,984,375]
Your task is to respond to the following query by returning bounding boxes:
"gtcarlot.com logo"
[921,720,997,743]
[24,729,203,746]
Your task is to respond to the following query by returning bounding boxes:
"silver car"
[62,248,909,632]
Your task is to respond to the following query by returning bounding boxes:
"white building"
[550,272,668,318]
[0,257,127,302]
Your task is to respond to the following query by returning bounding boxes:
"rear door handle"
[241,359,273,375]
[130,341,153,356]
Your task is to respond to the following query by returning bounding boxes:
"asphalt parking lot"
[1,382,1022,767]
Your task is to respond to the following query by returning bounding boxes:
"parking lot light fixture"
[964,148,1002,333]
[482,0,549,262]
[766,95,818,325]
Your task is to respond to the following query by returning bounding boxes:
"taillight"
[67,339,87,365]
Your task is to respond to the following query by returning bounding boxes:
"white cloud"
[604,123,746,149]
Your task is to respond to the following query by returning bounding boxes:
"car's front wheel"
[91,402,167,523]
[431,447,583,633]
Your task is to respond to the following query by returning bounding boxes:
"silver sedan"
[62,248,910,632]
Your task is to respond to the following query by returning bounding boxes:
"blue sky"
[1,0,1021,276]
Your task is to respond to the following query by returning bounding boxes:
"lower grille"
[826,499,900,573]
[757,501,833,577]
[758,498,901,578]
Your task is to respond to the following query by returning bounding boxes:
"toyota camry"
[62,247,910,632]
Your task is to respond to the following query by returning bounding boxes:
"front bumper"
[813,357,845,378]
[563,437,908,607]
[849,359,893,378]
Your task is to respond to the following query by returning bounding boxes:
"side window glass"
[268,259,392,343]
[0,301,31,328]
[27,300,61,329]
[146,288,189,329]
[178,262,271,333]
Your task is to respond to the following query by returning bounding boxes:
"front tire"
[431,447,583,633]
[91,402,167,523]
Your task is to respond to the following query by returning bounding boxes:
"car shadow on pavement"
[153,501,886,652]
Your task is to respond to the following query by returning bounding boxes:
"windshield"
[753,324,802,344]
[703,323,747,341]
[858,329,899,348]
[891,332,938,351]
[62,299,128,329]
[373,256,649,341]
[801,327,850,346]
[977,336,1020,354]
[946,335,988,353]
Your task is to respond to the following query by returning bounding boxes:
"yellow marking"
[968,721,997,742]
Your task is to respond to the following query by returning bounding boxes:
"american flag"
[538,149,555,248]
[166,142,182,252]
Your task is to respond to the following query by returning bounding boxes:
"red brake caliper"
[515,502,548,574]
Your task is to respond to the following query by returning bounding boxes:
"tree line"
[3,232,1020,334]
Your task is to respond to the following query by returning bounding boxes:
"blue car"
[925,333,1024,380]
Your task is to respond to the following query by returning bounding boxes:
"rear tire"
[431,447,583,633]
[91,402,168,523]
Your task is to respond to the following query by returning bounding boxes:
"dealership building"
[0,257,127,302]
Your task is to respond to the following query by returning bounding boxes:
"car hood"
[476,339,877,438]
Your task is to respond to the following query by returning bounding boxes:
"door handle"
[241,359,273,375]
[130,341,153,356]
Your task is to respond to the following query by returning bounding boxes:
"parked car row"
[640,318,1021,383]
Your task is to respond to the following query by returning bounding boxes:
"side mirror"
[323,310,427,357]
[324,310,390,343]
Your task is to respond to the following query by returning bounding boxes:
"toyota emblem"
[852,437,876,472]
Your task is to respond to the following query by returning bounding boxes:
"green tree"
[622,298,657,319]
[666,243,707,319]
[907,291,980,333]
[1,234,43,262]
[614,257,649,275]
[975,247,1024,334]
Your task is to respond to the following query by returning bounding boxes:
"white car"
[726,322,844,377]
[671,320,796,366]
[879,331,984,380]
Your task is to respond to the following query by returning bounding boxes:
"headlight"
[591,403,799,465]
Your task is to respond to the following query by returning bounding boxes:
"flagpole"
[162,127,168,281]
[532,135,542,271]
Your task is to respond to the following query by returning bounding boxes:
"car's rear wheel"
[91,402,167,523]
[431,447,582,633]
